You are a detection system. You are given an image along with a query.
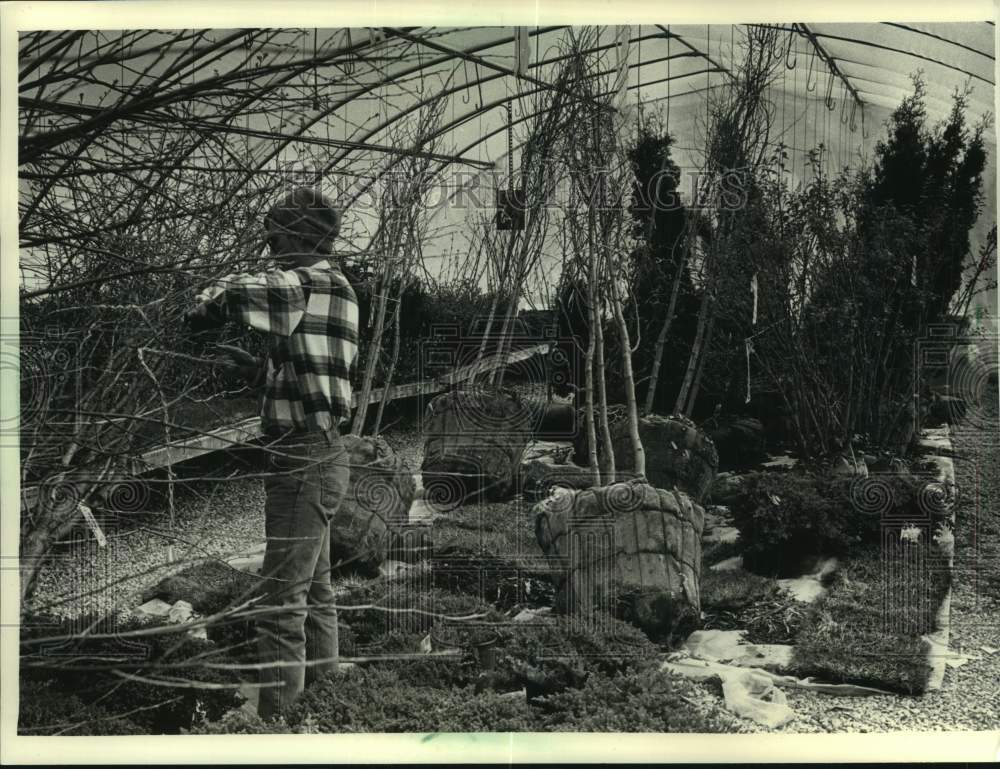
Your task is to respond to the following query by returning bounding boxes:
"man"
[185,187,359,720]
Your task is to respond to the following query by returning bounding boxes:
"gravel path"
[26,424,429,620]
[26,475,267,620]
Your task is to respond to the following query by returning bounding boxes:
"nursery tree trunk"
[472,289,502,384]
[373,276,406,437]
[492,290,522,389]
[20,469,110,602]
[583,230,602,485]
[642,218,692,415]
[607,259,647,481]
[683,304,717,417]
[471,228,519,384]
[351,257,395,435]
[675,276,714,416]
[589,214,616,483]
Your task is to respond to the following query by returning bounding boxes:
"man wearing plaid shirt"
[186,187,358,720]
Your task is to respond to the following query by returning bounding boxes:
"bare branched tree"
[673,25,784,418]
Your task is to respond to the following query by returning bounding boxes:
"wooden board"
[20,342,551,512]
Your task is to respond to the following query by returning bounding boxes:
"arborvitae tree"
[792,75,990,451]
[864,75,987,328]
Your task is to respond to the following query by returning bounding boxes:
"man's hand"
[213,344,265,387]
[183,300,226,333]
[214,343,258,367]
[183,303,210,324]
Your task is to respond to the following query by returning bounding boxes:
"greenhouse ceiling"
[15,22,997,294]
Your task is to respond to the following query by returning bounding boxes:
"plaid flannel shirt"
[195,259,359,433]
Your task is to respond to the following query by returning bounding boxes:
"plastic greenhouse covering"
[16,23,996,312]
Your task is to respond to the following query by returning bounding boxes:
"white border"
[2,1,998,764]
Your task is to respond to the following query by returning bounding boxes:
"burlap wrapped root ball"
[534,480,705,644]
[331,435,416,579]
[421,386,536,505]
[519,454,597,502]
[573,409,719,503]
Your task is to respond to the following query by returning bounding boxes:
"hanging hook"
[461,58,471,105]
[805,48,818,92]
[344,29,355,75]
[312,28,321,112]
[785,28,798,70]
[861,103,869,140]
[475,63,484,110]
[506,102,515,190]
[825,71,836,111]
[849,101,858,132]
[840,87,850,125]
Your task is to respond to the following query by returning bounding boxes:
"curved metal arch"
[205,26,574,212]
[325,26,722,190]
[326,49,711,199]
[21,28,410,230]
[748,21,996,116]
[20,30,205,92]
[341,61,728,214]
[107,29,436,239]
[415,79,733,232]
[260,23,706,178]
[73,29,324,242]
[805,27,994,86]
[215,26,711,213]
[22,24,996,251]
[20,28,267,234]
[32,25,728,232]
[424,64,896,231]
[653,24,734,83]
[823,69,991,116]
[881,22,995,61]
[20,30,382,247]
[120,28,319,217]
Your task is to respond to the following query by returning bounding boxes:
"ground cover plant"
[186,659,740,734]
[699,567,805,645]
[787,544,950,694]
[19,612,245,734]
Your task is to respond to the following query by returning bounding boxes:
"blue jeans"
[256,426,349,721]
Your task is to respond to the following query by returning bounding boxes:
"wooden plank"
[434,342,548,386]
[140,416,263,469]
[21,342,551,511]
[140,341,550,469]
